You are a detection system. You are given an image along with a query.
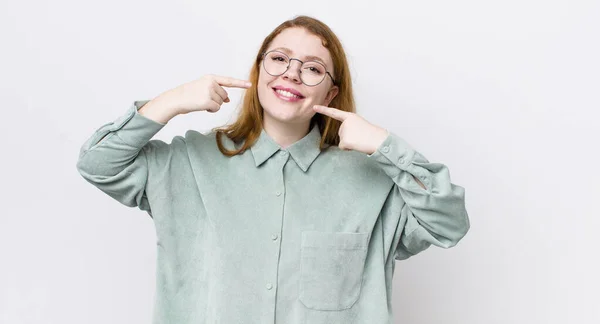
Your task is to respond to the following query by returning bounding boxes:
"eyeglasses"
[261,50,336,87]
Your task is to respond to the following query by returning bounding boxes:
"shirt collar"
[251,124,325,172]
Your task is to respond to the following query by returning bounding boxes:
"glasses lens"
[263,51,327,86]
[264,51,289,76]
[300,61,326,86]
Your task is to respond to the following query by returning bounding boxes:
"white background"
[1,0,599,323]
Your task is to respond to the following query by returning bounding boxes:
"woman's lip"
[272,86,304,97]
[272,88,305,102]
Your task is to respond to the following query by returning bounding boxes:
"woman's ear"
[324,85,339,106]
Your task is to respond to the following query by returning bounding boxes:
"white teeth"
[275,89,301,99]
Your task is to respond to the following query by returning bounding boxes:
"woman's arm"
[75,100,168,212]
[368,132,470,260]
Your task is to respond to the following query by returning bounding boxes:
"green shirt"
[76,100,470,324]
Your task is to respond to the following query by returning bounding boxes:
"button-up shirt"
[76,100,470,324]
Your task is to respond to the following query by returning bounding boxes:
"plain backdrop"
[1,0,599,323]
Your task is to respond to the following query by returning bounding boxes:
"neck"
[262,114,311,149]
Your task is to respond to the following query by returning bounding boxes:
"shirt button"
[382,146,390,153]
[266,283,273,290]
[280,151,287,155]
[275,191,281,196]
[271,234,278,240]
[398,158,405,164]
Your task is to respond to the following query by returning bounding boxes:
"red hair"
[212,15,355,156]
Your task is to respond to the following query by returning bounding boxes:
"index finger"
[213,75,252,89]
[313,105,349,122]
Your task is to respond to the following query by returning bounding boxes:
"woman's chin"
[263,105,308,123]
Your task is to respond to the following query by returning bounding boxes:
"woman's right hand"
[162,74,252,115]
[138,75,251,124]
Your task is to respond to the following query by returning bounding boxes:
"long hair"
[212,15,355,156]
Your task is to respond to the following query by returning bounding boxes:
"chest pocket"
[299,231,370,311]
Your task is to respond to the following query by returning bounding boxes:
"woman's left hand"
[313,104,427,190]
[313,105,389,155]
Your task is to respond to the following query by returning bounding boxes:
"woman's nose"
[282,60,302,83]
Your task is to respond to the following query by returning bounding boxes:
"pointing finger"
[313,105,349,121]
[213,75,252,89]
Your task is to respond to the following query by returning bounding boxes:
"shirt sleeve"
[75,100,166,215]
[367,131,470,260]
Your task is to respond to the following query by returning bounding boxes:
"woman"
[76,15,470,324]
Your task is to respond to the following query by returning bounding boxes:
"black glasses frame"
[261,50,336,87]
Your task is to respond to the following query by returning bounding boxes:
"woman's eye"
[304,65,323,74]
[309,67,322,73]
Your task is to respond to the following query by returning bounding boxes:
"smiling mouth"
[272,87,305,100]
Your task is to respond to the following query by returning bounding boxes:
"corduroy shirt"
[76,100,470,324]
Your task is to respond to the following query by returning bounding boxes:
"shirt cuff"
[367,131,417,171]
[111,100,166,148]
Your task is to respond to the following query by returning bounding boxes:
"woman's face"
[257,27,339,127]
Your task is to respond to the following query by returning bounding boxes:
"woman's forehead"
[268,28,332,64]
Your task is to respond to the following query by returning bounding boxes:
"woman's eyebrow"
[272,47,326,65]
